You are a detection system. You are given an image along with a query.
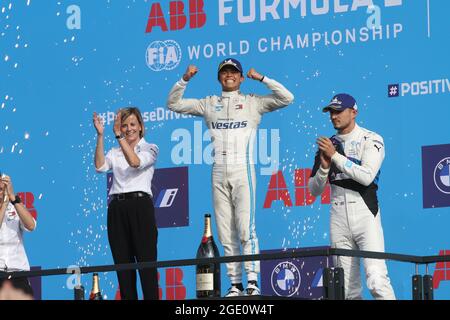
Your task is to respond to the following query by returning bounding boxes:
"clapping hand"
[317,137,336,160]
[0,175,15,202]
[113,110,122,137]
[93,113,104,136]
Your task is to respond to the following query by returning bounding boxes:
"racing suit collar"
[337,123,360,141]
[221,90,240,98]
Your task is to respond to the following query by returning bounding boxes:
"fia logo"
[434,157,450,194]
[270,261,301,297]
[146,40,182,72]
[155,188,179,208]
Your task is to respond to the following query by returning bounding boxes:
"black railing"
[1,248,448,300]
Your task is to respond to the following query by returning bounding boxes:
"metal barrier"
[1,248,448,300]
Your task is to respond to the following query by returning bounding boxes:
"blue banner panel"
[107,166,189,228]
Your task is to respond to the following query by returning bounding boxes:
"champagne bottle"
[196,214,221,298]
[89,273,103,300]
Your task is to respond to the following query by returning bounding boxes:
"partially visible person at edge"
[167,58,294,297]
[0,174,36,298]
[0,281,33,300]
[93,107,159,300]
[308,93,396,300]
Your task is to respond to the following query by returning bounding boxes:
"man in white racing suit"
[167,58,294,296]
[308,93,396,300]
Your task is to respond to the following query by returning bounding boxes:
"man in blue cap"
[308,93,396,300]
[167,58,294,297]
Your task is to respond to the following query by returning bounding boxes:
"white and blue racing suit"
[308,124,396,300]
[167,77,294,283]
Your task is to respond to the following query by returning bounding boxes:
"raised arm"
[113,110,142,169]
[167,65,206,116]
[93,112,106,170]
[247,68,294,114]
[0,187,7,229]
[2,175,36,231]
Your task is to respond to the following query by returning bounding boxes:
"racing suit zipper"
[344,189,352,233]
[225,96,229,177]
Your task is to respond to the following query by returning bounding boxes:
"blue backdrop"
[1,0,449,300]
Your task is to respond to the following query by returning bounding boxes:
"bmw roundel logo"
[271,261,301,297]
[434,157,450,194]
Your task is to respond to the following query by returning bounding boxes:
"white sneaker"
[225,285,245,297]
[246,282,261,296]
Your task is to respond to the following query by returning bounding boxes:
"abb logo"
[115,268,186,300]
[161,268,186,300]
[17,192,38,220]
[263,169,330,209]
[433,250,450,289]
[145,0,206,33]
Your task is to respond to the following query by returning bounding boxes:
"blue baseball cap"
[322,93,358,112]
[218,58,243,74]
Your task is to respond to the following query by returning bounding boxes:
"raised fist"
[247,68,264,81]
[183,65,199,81]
